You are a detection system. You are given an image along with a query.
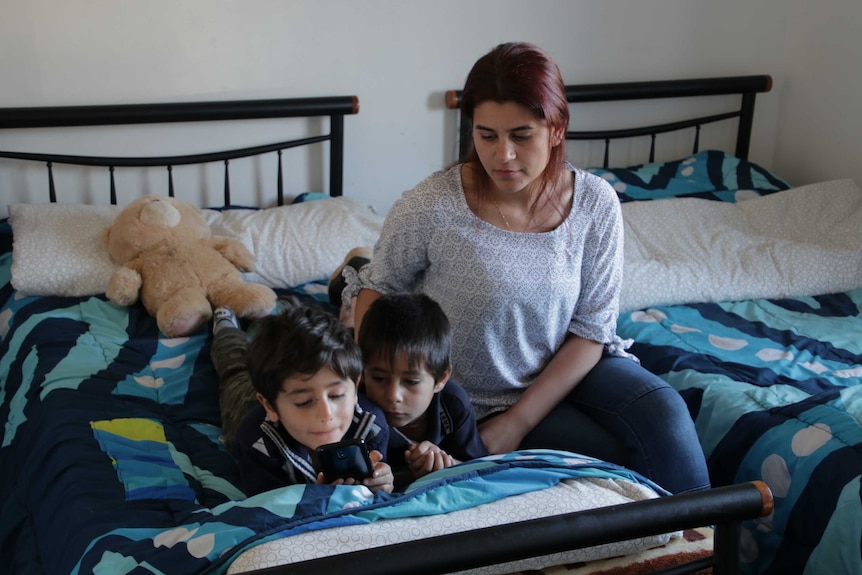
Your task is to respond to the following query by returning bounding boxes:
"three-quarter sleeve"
[568,179,624,345]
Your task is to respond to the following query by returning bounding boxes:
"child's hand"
[362,449,394,493]
[315,471,357,485]
[315,450,393,493]
[405,441,457,478]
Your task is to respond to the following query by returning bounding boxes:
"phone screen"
[315,439,373,482]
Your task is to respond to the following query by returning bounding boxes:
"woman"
[348,42,709,494]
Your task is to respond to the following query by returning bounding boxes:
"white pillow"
[8,197,383,297]
[204,197,383,289]
[8,203,121,297]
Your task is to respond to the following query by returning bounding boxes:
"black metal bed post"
[223,159,231,206]
[712,521,743,575]
[735,92,758,160]
[329,114,345,197]
[47,162,56,203]
[276,149,284,206]
[109,166,117,204]
[167,165,174,197]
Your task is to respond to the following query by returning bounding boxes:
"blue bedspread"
[0,244,661,575]
[616,291,862,575]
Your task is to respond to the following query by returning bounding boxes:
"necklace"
[492,198,516,232]
[486,171,575,234]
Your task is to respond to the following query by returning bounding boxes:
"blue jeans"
[519,353,710,494]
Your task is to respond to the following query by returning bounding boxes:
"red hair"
[460,42,569,207]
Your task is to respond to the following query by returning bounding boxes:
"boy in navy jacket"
[212,297,393,496]
[357,293,487,487]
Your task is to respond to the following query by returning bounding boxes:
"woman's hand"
[405,441,456,478]
[478,411,528,454]
[479,336,605,454]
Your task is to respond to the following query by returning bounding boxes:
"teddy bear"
[101,195,277,338]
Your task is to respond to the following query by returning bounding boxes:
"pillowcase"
[587,149,791,203]
[9,203,121,297]
[8,197,383,297]
[203,197,383,289]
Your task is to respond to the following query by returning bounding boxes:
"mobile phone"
[315,438,374,482]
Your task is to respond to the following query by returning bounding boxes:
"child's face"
[257,366,358,451]
[362,352,447,430]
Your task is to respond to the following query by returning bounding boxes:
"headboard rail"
[567,110,742,169]
[0,95,359,206]
[0,96,359,129]
[445,75,772,166]
[1,135,332,206]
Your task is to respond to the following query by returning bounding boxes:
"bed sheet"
[618,178,862,313]
[616,290,862,574]
[0,230,671,575]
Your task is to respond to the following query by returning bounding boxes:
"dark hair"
[247,296,363,404]
[460,42,569,211]
[357,293,452,382]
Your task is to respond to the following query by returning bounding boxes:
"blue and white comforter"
[0,238,662,575]
[609,168,862,575]
[617,287,862,575]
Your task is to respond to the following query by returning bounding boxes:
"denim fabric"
[519,354,710,494]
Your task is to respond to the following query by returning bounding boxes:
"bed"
[0,90,773,575]
[447,74,862,575]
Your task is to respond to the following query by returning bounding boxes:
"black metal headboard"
[0,96,359,205]
[445,75,772,167]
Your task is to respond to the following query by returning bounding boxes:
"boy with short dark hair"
[211,297,394,496]
[357,293,487,484]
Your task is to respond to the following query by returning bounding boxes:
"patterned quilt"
[0,238,665,575]
[616,290,862,575]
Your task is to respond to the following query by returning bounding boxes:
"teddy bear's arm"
[106,260,143,306]
[208,237,256,272]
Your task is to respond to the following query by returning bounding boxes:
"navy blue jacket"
[387,380,487,473]
[234,393,389,496]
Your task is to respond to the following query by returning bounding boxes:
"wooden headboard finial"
[445,90,461,110]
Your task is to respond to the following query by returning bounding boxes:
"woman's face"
[472,101,562,195]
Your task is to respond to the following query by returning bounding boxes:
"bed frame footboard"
[254,480,773,575]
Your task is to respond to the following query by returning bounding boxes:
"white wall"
[0,0,839,217]
[773,0,862,187]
